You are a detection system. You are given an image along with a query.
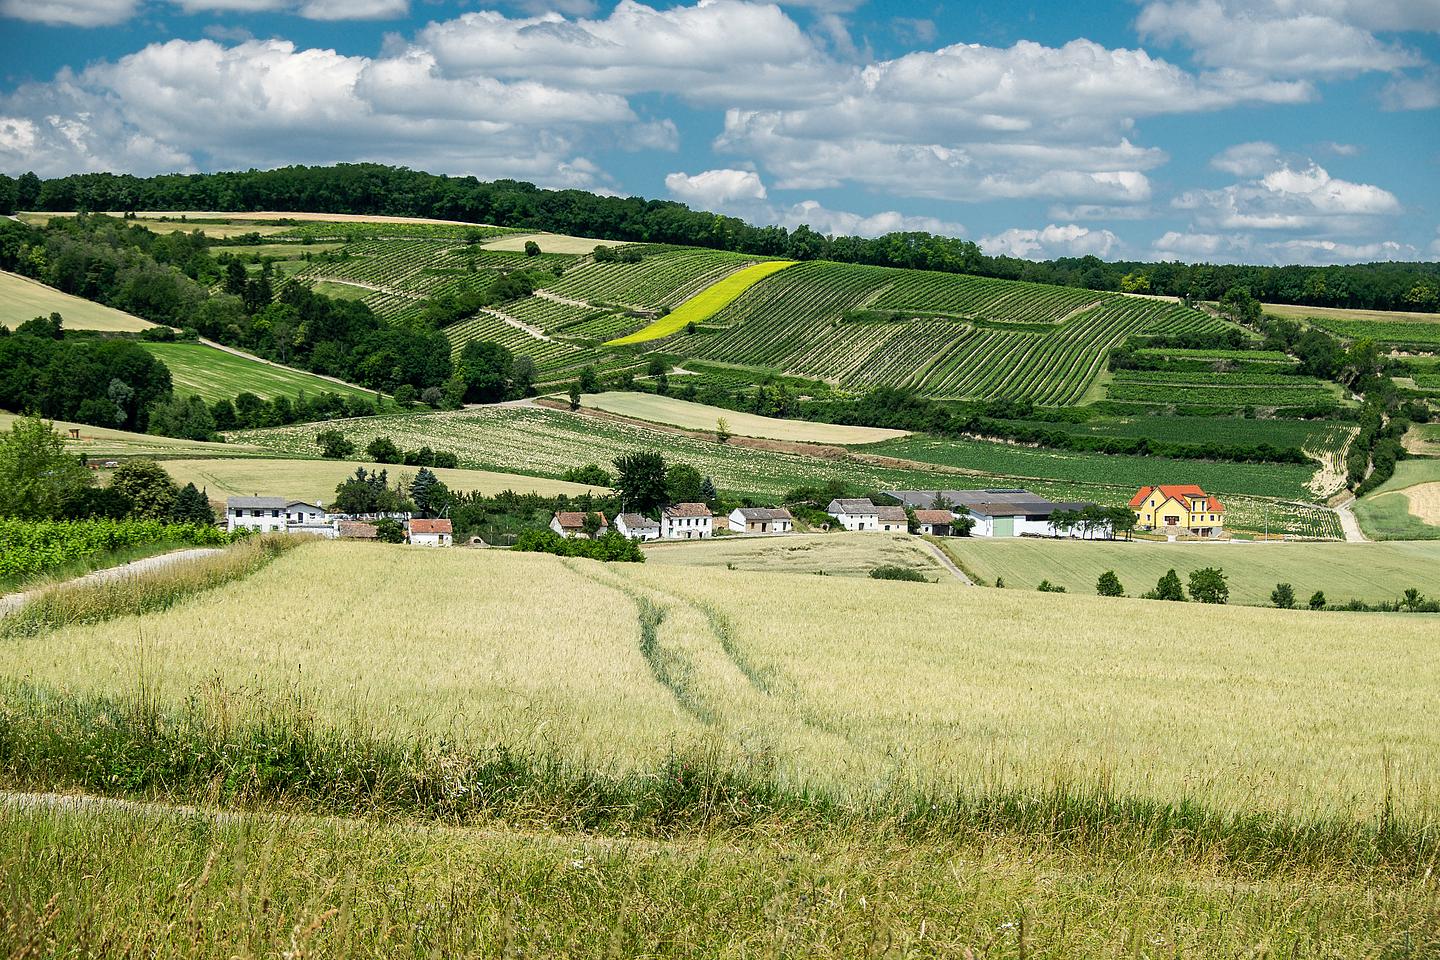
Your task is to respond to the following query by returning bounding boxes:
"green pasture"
[139,342,380,404]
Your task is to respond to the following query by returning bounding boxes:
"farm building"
[728,507,794,534]
[337,521,378,540]
[226,497,325,535]
[1130,485,1225,537]
[407,518,453,547]
[913,509,955,536]
[550,511,609,539]
[615,513,661,541]
[826,499,881,531]
[885,489,1106,538]
[662,503,713,540]
[876,506,908,533]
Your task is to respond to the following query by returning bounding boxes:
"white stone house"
[550,511,609,539]
[407,518,453,547]
[615,513,661,541]
[226,496,325,534]
[662,503,713,540]
[728,507,794,534]
[826,499,880,531]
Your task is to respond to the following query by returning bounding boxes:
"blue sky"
[1,0,1436,265]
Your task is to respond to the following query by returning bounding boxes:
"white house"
[728,507,793,534]
[662,503,713,540]
[407,518,453,547]
[615,513,661,541]
[826,498,880,531]
[226,496,325,534]
[550,511,608,539]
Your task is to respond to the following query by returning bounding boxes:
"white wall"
[830,513,878,531]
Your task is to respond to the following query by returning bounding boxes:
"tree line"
[3,164,1435,311]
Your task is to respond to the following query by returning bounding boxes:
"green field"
[995,414,1351,452]
[939,537,1440,604]
[607,260,797,345]
[1353,459,1440,540]
[0,412,268,460]
[579,390,908,443]
[160,457,607,503]
[646,531,950,579]
[140,342,381,404]
[0,270,155,332]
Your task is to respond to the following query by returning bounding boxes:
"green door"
[994,516,1015,537]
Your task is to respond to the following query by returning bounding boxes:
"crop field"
[1262,301,1440,325]
[544,249,760,309]
[480,232,623,254]
[0,412,267,460]
[995,414,1351,451]
[139,342,379,404]
[1354,459,1440,540]
[861,433,1319,500]
[578,391,909,443]
[1305,316,1440,347]
[941,537,1440,604]
[0,270,155,332]
[5,540,1437,822]
[663,261,1234,403]
[1106,369,1341,408]
[606,260,797,345]
[646,531,950,579]
[225,406,1340,536]
[160,457,606,503]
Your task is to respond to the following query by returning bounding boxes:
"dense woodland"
[2,164,1436,311]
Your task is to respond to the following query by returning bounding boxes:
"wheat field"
[3,540,1436,822]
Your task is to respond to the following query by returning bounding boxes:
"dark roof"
[665,502,713,518]
[734,507,793,521]
[617,512,659,528]
[827,498,877,514]
[875,506,908,523]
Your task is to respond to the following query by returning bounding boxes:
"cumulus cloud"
[779,199,964,238]
[1175,160,1400,230]
[1210,141,1280,176]
[0,0,136,26]
[1151,230,1251,261]
[1380,72,1440,111]
[665,168,768,206]
[1137,0,1427,76]
[1266,238,1417,263]
[980,223,1122,259]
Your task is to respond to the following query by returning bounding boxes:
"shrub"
[1308,590,1327,611]
[316,430,355,459]
[869,565,928,582]
[1096,570,1125,597]
[1144,569,1186,602]
[366,436,401,464]
[1036,579,1067,593]
[563,464,612,487]
[1188,567,1229,604]
[512,529,644,562]
[1271,582,1296,609]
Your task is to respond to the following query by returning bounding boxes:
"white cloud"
[1380,72,1440,111]
[1137,0,1426,76]
[1210,141,1280,176]
[665,168,767,206]
[0,0,135,26]
[1265,238,1417,264]
[1152,230,1251,261]
[1175,160,1400,230]
[1152,230,1424,265]
[299,0,408,19]
[779,199,964,238]
[980,223,1121,259]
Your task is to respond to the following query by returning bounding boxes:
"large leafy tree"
[109,459,181,521]
[0,416,92,519]
[612,451,668,515]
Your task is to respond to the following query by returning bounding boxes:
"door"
[994,516,1015,537]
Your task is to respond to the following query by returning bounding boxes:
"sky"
[0,0,1437,266]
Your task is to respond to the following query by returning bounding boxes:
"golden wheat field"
[4,540,1436,822]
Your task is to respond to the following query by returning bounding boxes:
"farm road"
[0,548,223,617]
[1333,495,1368,543]
[920,539,973,585]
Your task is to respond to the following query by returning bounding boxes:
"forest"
[1,164,1435,312]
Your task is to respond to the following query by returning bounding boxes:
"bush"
[512,529,644,562]
[316,430,355,459]
[869,565,929,582]
[1096,570,1125,597]
[1308,590,1327,610]
[0,518,233,580]
[1144,568,1186,602]
[1036,579,1067,593]
[563,464,612,487]
[1271,582,1296,609]
[1187,567,1229,604]
[366,436,401,464]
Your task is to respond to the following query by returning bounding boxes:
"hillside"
[0,270,154,332]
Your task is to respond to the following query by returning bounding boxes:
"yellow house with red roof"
[1130,485,1226,537]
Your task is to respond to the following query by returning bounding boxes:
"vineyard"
[545,249,761,309]
[607,260,797,345]
[1106,370,1341,408]
[1304,315,1440,348]
[0,518,233,580]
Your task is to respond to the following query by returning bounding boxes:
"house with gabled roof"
[826,498,880,531]
[913,509,955,536]
[1130,485,1225,538]
[875,505,909,533]
[662,502,713,540]
[407,518,453,547]
[728,507,793,534]
[615,513,661,541]
[226,496,325,534]
[550,511,608,539]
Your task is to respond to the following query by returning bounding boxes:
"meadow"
[0,270,154,332]
[481,231,624,254]
[1353,459,1440,540]
[578,390,909,443]
[940,536,1440,604]
[3,540,1437,823]
[1262,301,1440,324]
[139,342,380,404]
[645,531,950,579]
[0,412,268,460]
[160,457,607,503]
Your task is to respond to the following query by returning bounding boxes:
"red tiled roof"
[409,519,452,535]
[338,521,377,539]
[913,509,954,524]
[1129,485,1225,513]
[665,502,712,518]
[554,511,607,529]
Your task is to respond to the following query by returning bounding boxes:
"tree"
[612,451,668,514]
[1036,580,1066,592]
[393,384,417,407]
[1096,570,1125,597]
[578,366,600,393]
[409,467,449,518]
[1107,506,1137,541]
[715,417,731,444]
[1271,582,1296,609]
[568,382,581,410]
[582,511,604,537]
[665,462,704,504]
[1145,568,1187,602]
[366,436,401,464]
[457,340,514,404]
[562,463,611,486]
[147,395,217,441]
[374,517,406,543]
[173,482,216,525]
[698,476,717,502]
[510,355,537,398]
[109,458,180,521]
[1218,286,1261,326]
[316,429,355,459]
[1187,567,1229,604]
[523,240,541,256]
[1308,590,1327,611]
[0,416,92,519]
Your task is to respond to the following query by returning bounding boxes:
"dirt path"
[0,548,223,617]
[1332,495,1368,543]
[196,337,382,397]
[300,276,419,298]
[919,539,973,585]
[534,289,595,310]
[479,307,552,342]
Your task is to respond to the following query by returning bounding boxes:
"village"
[223,484,1227,546]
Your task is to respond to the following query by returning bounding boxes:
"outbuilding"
[913,509,954,536]
[550,511,609,539]
[826,499,880,531]
[615,513,661,541]
[728,507,794,534]
[408,518,453,547]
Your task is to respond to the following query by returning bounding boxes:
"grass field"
[646,531,949,579]
[0,270,154,332]
[482,232,624,254]
[4,540,1436,821]
[0,412,267,460]
[160,457,607,502]
[139,342,380,404]
[579,391,909,443]
[1263,302,1440,324]
[606,260,796,344]
[1354,459,1440,540]
[938,536,1440,604]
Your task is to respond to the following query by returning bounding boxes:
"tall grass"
[0,535,301,637]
